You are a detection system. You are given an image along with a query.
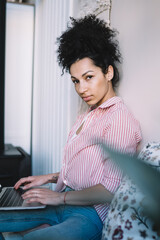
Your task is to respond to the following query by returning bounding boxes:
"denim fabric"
[0,187,103,240]
[0,234,4,240]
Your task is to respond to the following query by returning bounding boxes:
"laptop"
[0,185,46,210]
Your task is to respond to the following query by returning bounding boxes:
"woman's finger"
[22,189,37,198]
[25,196,41,204]
[14,177,31,189]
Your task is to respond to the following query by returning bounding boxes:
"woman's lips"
[82,96,92,102]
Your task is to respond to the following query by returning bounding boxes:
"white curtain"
[32,0,79,178]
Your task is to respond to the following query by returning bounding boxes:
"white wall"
[111,0,160,148]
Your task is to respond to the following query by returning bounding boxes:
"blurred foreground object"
[102,142,160,230]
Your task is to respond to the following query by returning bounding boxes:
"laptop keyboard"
[0,188,25,207]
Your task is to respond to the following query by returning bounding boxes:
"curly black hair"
[57,15,122,89]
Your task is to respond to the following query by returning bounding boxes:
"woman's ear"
[106,65,114,81]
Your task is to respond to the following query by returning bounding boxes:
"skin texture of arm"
[22,183,114,206]
[60,184,114,205]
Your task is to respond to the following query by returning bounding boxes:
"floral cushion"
[138,142,160,172]
[102,142,160,240]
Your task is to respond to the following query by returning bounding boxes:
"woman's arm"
[59,184,114,205]
[48,172,60,183]
[22,183,114,206]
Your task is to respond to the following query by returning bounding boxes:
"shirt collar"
[90,96,123,111]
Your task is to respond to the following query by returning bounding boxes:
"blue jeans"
[0,189,103,240]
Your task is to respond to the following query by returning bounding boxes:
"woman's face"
[70,57,115,107]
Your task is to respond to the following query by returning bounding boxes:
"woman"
[0,15,141,240]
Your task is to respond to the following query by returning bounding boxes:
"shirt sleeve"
[100,109,142,193]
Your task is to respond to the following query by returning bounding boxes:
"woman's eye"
[86,75,93,80]
[72,79,79,84]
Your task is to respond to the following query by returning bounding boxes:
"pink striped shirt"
[56,96,142,222]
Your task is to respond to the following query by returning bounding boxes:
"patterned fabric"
[102,142,160,239]
[138,142,160,171]
[56,96,141,223]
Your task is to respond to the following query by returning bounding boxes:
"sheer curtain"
[32,0,79,179]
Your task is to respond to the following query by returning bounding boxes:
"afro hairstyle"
[56,14,122,89]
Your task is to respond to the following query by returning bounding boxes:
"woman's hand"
[22,188,63,206]
[14,173,59,190]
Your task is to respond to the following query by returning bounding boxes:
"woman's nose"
[78,81,87,94]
